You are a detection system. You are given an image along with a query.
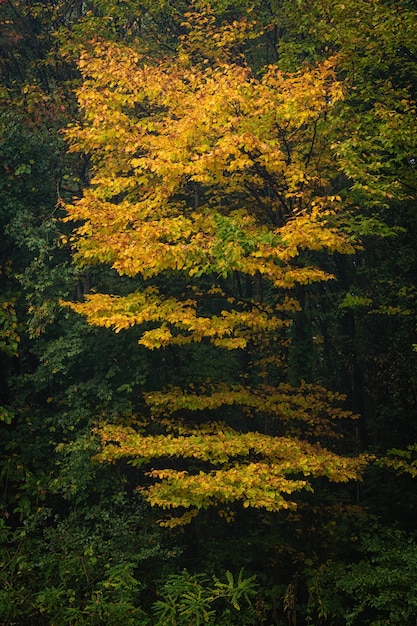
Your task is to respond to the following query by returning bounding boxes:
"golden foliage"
[63,33,354,345]
[63,10,364,523]
[94,422,366,526]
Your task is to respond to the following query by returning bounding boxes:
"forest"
[1,0,417,624]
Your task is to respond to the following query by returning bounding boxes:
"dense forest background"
[1,1,417,624]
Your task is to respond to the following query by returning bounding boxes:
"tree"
[63,6,366,526]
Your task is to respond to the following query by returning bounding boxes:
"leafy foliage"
[306,528,417,625]
[61,8,366,526]
[153,568,258,625]
[1,0,417,624]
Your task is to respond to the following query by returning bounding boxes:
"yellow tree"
[63,6,366,526]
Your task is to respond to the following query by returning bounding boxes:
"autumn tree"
[63,5,367,527]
